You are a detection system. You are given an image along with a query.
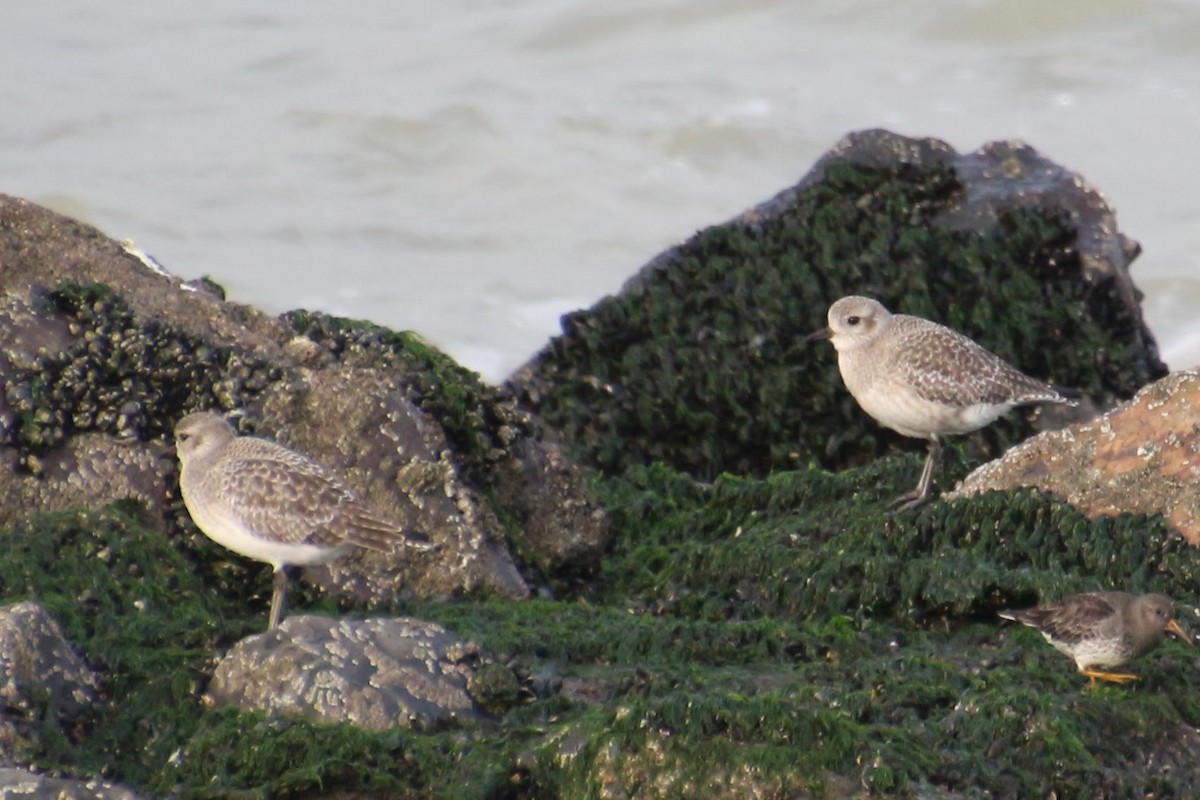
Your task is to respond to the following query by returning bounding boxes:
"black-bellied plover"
[999,592,1188,686]
[807,295,1078,510]
[174,412,433,629]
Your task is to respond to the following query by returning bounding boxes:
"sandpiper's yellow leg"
[1081,668,1139,686]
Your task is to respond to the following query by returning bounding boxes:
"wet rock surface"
[0,601,102,762]
[0,601,100,718]
[949,369,1200,542]
[205,615,490,730]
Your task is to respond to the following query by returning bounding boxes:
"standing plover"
[807,295,1077,510]
[999,592,1188,686]
[174,412,432,629]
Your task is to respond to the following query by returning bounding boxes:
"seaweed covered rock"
[949,369,1200,542]
[501,464,1200,798]
[0,131,1191,799]
[509,128,1167,481]
[0,193,611,610]
[6,467,1200,798]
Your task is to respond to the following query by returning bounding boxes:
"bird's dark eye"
[847,315,861,326]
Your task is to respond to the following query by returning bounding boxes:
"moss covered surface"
[4,454,1198,798]
[511,160,1165,482]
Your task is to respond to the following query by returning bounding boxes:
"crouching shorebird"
[806,295,1078,510]
[174,412,434,629]
[999,592,1189,686]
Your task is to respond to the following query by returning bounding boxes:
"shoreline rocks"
[0,129,1195,798]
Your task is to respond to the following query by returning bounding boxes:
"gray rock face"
[204,615,487,730]
[0,768,145,800]
[0,601,100,722]
[0,602,103,768]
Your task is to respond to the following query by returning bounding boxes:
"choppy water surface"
[5,1,1199,380]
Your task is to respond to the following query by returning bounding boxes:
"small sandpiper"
[174,411,433,629]
[807,295,1078,510]
[999,591,1188,686]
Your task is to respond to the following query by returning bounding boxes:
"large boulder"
[0,193,611,614]
[509,129,1166,482]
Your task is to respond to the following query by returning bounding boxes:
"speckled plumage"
[808,296,1077,509]
[999,591,1188,685]
[175,411,431,628]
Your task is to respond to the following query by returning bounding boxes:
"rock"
[501,436,611,575]
[0,601,101,720]
[948,369,1200,542]
[509,128,1165,481]
[0,767,145,800]
[204,615,490,729]
[0,130,1190,799]
[0,433,172,536]
[794,130,1148,324]
[0,602,102,764]
[0,193,612,607]
[254,365,528,603]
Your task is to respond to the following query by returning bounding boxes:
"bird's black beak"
[804,326,833,343]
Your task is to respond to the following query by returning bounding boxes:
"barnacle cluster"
[3,282,281,472]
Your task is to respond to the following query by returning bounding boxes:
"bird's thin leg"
[891,438,940,511]
[1081,667,1139,686]
[268,566,290,629]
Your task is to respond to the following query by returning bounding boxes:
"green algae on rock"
[4,468,1200,796]
[509,131,1167,482]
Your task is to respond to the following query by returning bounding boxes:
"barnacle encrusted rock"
[0,767,145,800]
[0,432,172,530]
[0,601,101,719]
[204,615,487,729]
[255,366,528,601]
[0,601,104,765]
[948,369,1200,542]
[0,193,611,605]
